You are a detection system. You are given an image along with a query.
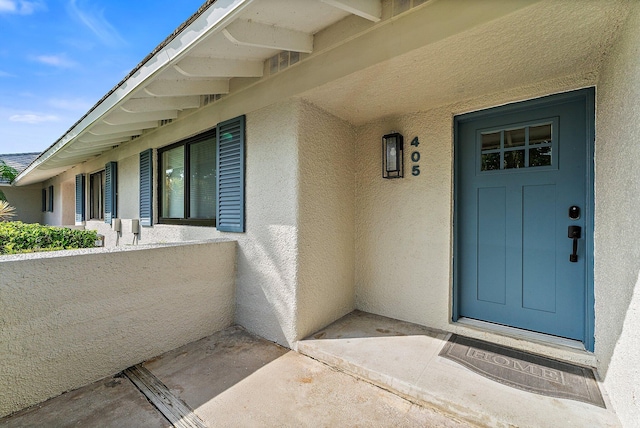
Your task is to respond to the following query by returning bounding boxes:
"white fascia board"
[14,0,254,186]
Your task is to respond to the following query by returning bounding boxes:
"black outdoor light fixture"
[382,132,404,179]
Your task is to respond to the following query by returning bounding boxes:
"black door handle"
[568,226,581,262]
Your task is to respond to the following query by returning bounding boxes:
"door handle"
[568,226,581,262]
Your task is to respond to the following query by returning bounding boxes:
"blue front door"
[455,89,594,347]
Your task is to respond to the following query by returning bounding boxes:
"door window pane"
[481,153,501,171]
[504,128,525,147]
[161,146,185,218]
[504,150,525,169]
[529,124,552,145]
[189,138,216,219]
[529,146,552,167]
[481,132,501,150]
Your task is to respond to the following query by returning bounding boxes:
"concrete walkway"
[298,311,621,428]
[0,326,469,428]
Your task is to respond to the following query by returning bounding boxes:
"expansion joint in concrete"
[123,365,207,428]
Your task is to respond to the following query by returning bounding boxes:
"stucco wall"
[0,240,236,418]
[593,3,640,425]
[41,178,75,226]
[354,72,608,366]
[296,101,356,341]
[0,185,42,224]
[46,101,304,347]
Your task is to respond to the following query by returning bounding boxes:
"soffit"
[15,0,361,185]
[300,0,631,125]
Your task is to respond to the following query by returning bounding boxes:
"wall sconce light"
[382,132,404,179]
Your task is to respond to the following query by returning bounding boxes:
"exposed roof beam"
[78,130,143,143]
[120,96,201,113]
[73,141,126,151]
[174,58,263,78]
[56,147,123,161]
[320,0,382,22]
[89,121,159,135]
[144,79,231,97]
[222,19,313,53]
[103,110,178,126]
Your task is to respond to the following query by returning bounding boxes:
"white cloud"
[33,54,77,68]
[0,0,45,15]
[67,0,126,47]
[48,97,92,111]
[9,113,60,124]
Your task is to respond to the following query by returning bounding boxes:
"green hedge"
[0,222,98,255]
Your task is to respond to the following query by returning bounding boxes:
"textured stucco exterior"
[39,99,355,349]
[0,240,236,417]
[355,74,601,363]
[593,3,640,425]
[0,184,42,224]
[296,101,356,341]
[8,1,640,423]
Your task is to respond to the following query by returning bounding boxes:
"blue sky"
[0,0,205,154]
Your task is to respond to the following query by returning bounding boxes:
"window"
[478,119,557,173]
[156,115,245,232]
[90,171,105,220]
[158,129,217,226]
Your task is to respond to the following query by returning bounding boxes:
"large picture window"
[158,129,217,226]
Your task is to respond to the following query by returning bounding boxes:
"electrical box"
[131,219,140,234]
[112,218,121,232]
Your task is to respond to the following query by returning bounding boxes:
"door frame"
[452,88,595,351]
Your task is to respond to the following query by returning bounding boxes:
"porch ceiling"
[301,0,631,125]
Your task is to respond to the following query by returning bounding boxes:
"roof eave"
[13,0,253,186]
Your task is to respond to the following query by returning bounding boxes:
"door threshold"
[456,317,586,352]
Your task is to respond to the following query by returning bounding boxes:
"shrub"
[0,222,98,255]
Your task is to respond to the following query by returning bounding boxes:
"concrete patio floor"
[298,311,621,428]
[1,311,622,427]
[0,325,469,428]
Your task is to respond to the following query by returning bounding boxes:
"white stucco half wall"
[0,240,236,418]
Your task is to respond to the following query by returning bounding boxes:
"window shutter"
[41,189,46,212]
[216,115,245,232]
[75,174,85,223]
[48,185,54,212]
[105,161,117,225]
[139,149,153,226]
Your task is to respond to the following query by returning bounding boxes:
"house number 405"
[411,137,420,176]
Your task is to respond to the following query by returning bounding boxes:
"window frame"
[157,128,217,227]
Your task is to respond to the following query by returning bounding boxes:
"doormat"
[439,335,605,407]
